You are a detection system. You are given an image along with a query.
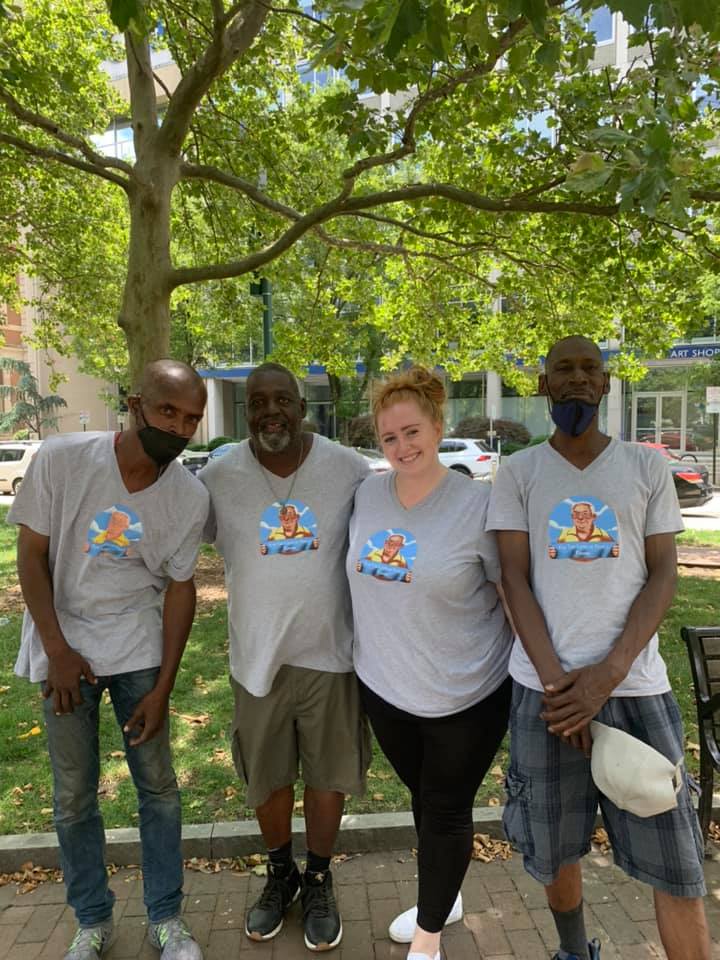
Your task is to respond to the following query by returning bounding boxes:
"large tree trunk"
[118,154,177,388]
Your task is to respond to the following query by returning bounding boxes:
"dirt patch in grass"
[194,552,227,609]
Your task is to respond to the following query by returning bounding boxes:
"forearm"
[501,572,564,686]
[17,543,67,658]
[154,578,197,697]
[604,566,677,682]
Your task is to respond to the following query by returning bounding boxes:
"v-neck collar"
[389,468,451,513]
[109,432,171,497]
[543,436,616,475]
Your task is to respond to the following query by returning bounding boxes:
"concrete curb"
[0,807,507,873]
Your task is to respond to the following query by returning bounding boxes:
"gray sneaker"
[64,918,114,960]
[148,915,203,959]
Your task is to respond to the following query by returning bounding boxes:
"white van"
[0,441,42,495]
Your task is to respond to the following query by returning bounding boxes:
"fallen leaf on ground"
[591,827,612,853]
[372,793,385,801]
[169,709,210,725]
[109,751,124,759]
[471,833,512,862]
[17,726,41,740]
[490,765,504,778]
[488,796,500,806]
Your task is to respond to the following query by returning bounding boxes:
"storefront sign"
[669,344,720,359]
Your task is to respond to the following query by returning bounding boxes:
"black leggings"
[359,677,511,933]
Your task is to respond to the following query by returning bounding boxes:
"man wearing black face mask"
[8,360,209,960]
[486,336,709,960]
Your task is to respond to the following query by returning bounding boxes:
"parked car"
[638,442,713,507]
[438,438,498,478]
[0,441,42,495]
[636,428,699,451]
[354,447,391,473]
[179,450,210,476]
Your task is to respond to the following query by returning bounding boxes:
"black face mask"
[136,404,190,466]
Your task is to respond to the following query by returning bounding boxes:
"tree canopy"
[1,0,719,388]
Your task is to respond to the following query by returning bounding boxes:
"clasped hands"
[540,661,623,757]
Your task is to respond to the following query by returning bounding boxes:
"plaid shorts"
[503,682,706,897]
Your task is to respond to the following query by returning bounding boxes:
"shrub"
[347,414,377,448]
[186,442,208,452]
[452,416,531,446]
[208,435,236,451]
[528,434,550,446]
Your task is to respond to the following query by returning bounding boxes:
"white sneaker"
[407,953,440,960]
[388,893,463,943]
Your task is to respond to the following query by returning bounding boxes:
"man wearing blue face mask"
[486,336,710,960]
[8,360,209,960]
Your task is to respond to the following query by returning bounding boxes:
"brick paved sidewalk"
[1,848,719,960]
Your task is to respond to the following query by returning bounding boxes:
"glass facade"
[624,366,717,452]
[446,377,485,432]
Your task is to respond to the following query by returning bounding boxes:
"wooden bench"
[681,625,720,838]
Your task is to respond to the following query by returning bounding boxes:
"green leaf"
[535,39,560,68]
[466,5,491,50]
[383,0,425,60]
[586,127,637,146]
[520,0,546,35]
[108,0,141,32]
[425,2,451,60]
[564,167,613,193]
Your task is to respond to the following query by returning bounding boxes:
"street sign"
[79,412,90,430]
[707,387,720,415]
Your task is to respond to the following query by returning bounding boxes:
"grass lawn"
[0,504,717,834]
[677,529,720,548]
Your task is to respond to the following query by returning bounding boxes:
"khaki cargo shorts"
[230,665,372,808]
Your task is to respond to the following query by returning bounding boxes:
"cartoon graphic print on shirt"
[259,500,319,555]
[548,496,619,562]
[85,505,143,558]
[356,528,417,583]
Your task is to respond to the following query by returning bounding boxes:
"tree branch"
[339,183,620,217]
[0,132,131,191]
[180,161,302,219]
[0,86,133,175]
[168,189,351,286]
[159,0,269,156]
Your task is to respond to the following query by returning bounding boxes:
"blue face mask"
[550,399,598,437]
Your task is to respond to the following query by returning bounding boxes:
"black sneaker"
[245,861,301,941]
[301,870,343,951]
[552,941,601,960]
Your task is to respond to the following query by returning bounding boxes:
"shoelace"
[69,927,104,952]
[257,872,289,910]
[155,917,191,947]
[303,878,334,918]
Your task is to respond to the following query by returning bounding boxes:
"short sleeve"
[6,443,53,536]
[475,493,502,583]
[485,462,528,533]
[164,493,210,582]
[645,452,684,537]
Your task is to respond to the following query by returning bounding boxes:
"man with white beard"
[199,363,370,953]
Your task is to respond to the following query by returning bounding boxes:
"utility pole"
[250,278,273,357]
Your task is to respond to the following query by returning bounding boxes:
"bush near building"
[453,416,531,447]
[348,414,377,449]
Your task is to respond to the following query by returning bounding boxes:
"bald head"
[247,362,301,399]
[135,359,207,404]
[545,336,602,371]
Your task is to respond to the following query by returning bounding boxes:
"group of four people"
[8,335,710,960]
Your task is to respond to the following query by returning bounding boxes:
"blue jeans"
[43,667,184,926]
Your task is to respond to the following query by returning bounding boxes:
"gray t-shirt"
[486,438,683,695]
[199,435,369,697]
[8,432,209,682]
[348,469,512,718]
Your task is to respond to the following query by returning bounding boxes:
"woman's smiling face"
[376,399,442,475]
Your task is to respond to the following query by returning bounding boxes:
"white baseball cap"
[590,721,683,818]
